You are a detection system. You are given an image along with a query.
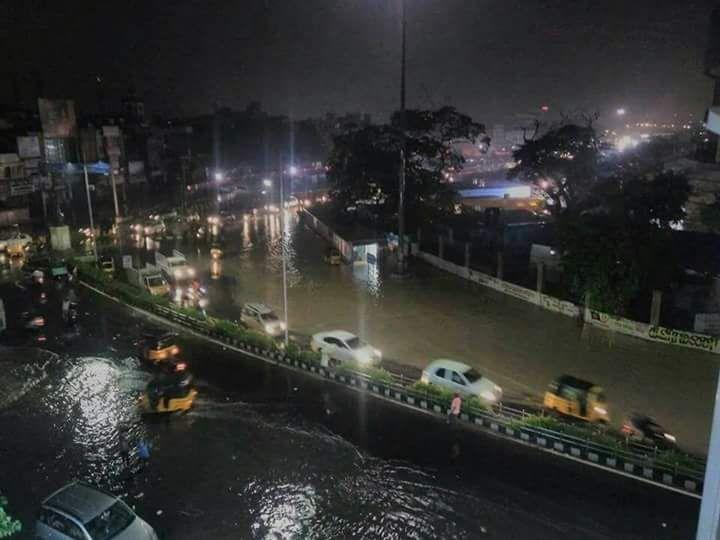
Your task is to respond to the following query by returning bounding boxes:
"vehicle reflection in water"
[210,259,222,280]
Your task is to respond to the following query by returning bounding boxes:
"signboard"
[17,136,41,158]
[10,178,35,197]
[38,99,77,138]
[103,126,122,158]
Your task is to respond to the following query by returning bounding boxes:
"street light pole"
[280,168,289,346]
[397,0,408,274]
[81,149,98,263]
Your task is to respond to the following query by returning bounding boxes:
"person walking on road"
[448,393,462,423]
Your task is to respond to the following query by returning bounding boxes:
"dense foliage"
[0,496,20,538]
[327,106,486,231]
[558,171,689,314]
[510,123,600,214]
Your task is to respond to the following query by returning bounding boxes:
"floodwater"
[154,211,719,456]
[0,282,699,539]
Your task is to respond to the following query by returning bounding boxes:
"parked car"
[622,413,677,448]
[36,481,157,539]
[421,359,503,405]
[310,330,382,366]
[0,229,32,255]
[241,303,286,337]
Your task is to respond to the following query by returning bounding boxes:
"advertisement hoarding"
[16,136,41,158]
[38,99,77,138]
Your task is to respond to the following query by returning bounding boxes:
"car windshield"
[463,368,482,383]
[345,336,363,349]
[261,312,279,322]
[146,276,164,287]
[84,501,135,540]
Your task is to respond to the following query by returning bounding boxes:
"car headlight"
[664,433,676,443]
[480,391,497,402]
[593,406,607,415]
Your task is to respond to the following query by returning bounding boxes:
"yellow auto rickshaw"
[543,375,609,423]
[141,333,180,363]
[139,372,197,414]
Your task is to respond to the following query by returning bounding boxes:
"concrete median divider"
[78,276,705,498]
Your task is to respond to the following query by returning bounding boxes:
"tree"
[0,495,21,538]
[558,171,690,314]
[700,195,720,233]
[509,122,600,215]
[326,106,485,231]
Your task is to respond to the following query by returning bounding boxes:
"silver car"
[36,482,157,540]
[241,303,286,337]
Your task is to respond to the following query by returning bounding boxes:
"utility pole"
[397,0,408,275]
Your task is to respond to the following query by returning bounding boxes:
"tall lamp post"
[397,0,408,275]
[81,148,98,262]
[279,165,297,346]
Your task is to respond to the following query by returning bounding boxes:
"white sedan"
[310,330,382,367]
[421,359,503,405]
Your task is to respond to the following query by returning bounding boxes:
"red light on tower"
[540,105,550,112]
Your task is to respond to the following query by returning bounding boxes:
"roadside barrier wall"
[301,208,353,263]
[414,247,720,354]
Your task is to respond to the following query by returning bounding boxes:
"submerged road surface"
[0,278,701,538]
[156,211,720,456]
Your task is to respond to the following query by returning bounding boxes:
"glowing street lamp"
[262,178,272,187]
[288,165,298,176]
[616,108,627,116]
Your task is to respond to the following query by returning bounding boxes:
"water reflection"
[249,482,317,538]
[46,356,147,484]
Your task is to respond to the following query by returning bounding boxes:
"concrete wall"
[415,246,720,354]
[301,207,353,263]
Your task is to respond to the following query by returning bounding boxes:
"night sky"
[3,0,717,124]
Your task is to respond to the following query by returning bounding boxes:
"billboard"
[38,98,77,138]
[17,136,41,158]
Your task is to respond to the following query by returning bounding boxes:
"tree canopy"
[509,122,600,215]
[326,106,485,231]
[559,171,690,314]
[0,495,21,538]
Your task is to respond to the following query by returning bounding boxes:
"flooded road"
[155,211,719,456]
[0,282,700,539]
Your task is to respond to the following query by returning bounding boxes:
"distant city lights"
[616,108,627,116]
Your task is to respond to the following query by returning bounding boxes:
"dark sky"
[3,0,717,125]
